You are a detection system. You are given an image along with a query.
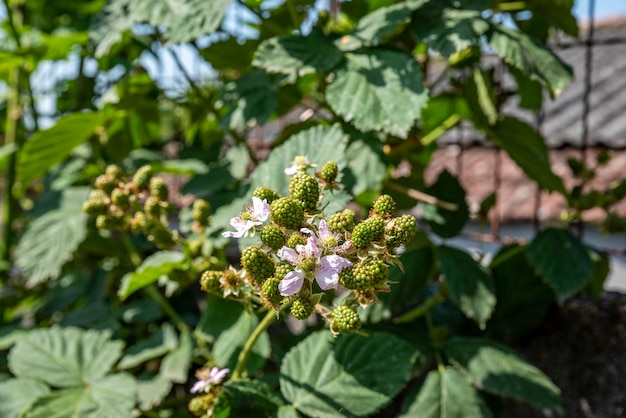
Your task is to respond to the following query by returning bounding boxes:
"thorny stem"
[120,234,189,333]
[231,309,276,380]
[383,181,458,211]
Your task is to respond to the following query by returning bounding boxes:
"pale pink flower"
[190,367,230,394]
[284,155,316,175]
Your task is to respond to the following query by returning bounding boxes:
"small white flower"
[222,197,270,238]
[190,367,230,394]
[284,155,317,175]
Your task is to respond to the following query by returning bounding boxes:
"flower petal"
[190,379,208,394]
[277,246,299,265]
[284,165,298,175]
[208,367,230,384]
[321,254,353,270]
[303,237,321,258]
[315,267,339,290]
[318,220,332,240]
[252,197,270,222]
[279,271,305,296]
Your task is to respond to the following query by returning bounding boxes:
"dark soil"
[504,291,626,418]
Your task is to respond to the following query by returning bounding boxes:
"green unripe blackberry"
[352,221,374,249]
[105,164,124,180]
[341,260,384,291]
[373,194,396,217]
[192,199,211,226]
[94,174,117,194]
[270,198,304,229]
[188,393,214,417]
[261,278,283,305]
[331,305,361,333]
[83,190,109,215]
[287,233,306,249]
[291,297,314,320]
[253,186,280,204]
[289,173,320,210]
[260,225,286,250]
[95,213,124,230]
[274,261,293,280]
[365,216,385,241]
[365,259,387,284]
[133,165,153,190]
[387,214,418,247]
[150,177,169,200]
[146,222,176,248]
[327,209,355,233]
[132,212,149,231]
[339,266,358,290]
[241,246,275,284]
[144,196,162,217]
[200,270,222,294]
[111,187,130,207]
[320,161,338,183]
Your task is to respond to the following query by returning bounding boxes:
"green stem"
[287,0,300,29]
[421,113,462,147]
[120,234,189,333]
[425,311,445,375]
[394,291,445,324]
[494,1,527,12]
[231,310,276,380]
[383,181,458,211]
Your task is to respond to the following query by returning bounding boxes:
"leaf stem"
[287,0,300,29]
[394,291,445,324]
[383,181,458,211]
[120,234,189,333]
[425,311,446,375]
[231,309,276,380]
[494,1,527,12]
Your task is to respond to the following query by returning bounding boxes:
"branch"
[384,181,459,211]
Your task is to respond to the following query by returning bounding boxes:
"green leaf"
[0,142,17,162]
[0,379,50,418]
[254,29,343,77]
[398,368,493,418]
[525,228,594,301]
[443,337,562,411]
[212,310,270,374]
[438,246,496,328]
[326,50,429,137]
[338,3,411,51]
[423,170,469,238]
[17,112,104,188]
[165,0,231,44]
[464,68,498,127]
[160,330,193,383]
[26,373,136,418]
[15,188,90,286]
[486,116,565,193]
[487,245,555,340]
[8,327,124,387]
[249,124,348,196]
[118,324,178,370]
[221,71,277,131]
[280,331,415,417]
[412,9,488,57]
[136,375,172,410]
[421,94,471,134]
[278,405,301,418]
[346,136,386,196]
[487,23,573,97]
[583,248,610,300]
[509,66,543,111]
[223,379,284,417]
[201,38,259,72]
[118,251,186,300]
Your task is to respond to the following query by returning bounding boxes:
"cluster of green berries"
[198,157,418,336]
[83,164,211,249]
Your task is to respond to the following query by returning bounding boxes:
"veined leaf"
[17,112,104,189]
[280,331,415,417]
[118,251,186,300]
[118,324,177,369]
[166,0,232,44]
[327,50,429,137]
[413,9,488,57]
[438,246,496,328]
[8,327,124,388]
[223,379,284,417]
[221,71,277,131]
[443,337,562,411]
[338,3,412,51]
[160,330,193,383]
[423,170,469,238]
[398,368,493,418]
[15,188,90,287]
[254,29,343,77]
[486,116,565,194]
[487,23,573,97]
[525,228,593,302]
[0,379,50,418]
